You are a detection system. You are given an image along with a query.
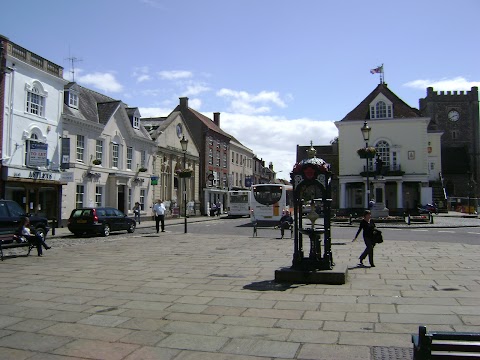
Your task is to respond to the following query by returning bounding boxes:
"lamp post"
[361,121,372,208]
[180,135,188,233]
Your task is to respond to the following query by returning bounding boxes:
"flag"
[370,65,383,74]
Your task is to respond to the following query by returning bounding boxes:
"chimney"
[213,112,220,127]
[179,97,188,109]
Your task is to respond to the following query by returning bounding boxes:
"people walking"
[133,202,141,224]
[153,199,166,233]
[18,217,51,257]
[352,210,376,267]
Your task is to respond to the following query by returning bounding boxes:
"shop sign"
[8,167,61,181]
[27,141,48,168]
[60,172,74,182]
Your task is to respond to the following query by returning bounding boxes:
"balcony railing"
[361,164,405,177]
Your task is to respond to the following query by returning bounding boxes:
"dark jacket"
[355,219,375,240]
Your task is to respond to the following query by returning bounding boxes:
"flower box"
[357,147,376,159]
[92,159,102,165]
[176,169,193,178]
[138,167,147,172]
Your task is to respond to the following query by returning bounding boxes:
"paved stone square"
[0,220,480,359]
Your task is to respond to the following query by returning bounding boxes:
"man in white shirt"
[153,199,166,233]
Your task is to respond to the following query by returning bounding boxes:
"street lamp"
[361,121,372,208]
[180,135,189,233]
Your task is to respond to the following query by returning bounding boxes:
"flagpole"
[380,63,384,84]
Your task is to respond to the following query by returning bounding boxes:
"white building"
[61,83,156,222]
[0,35,67,220]
[335,83,443,213]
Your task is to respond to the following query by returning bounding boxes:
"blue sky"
[2,0,479,178]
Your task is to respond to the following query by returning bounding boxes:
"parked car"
[0,199,50,240]
[418,203,438,214]
[67,207,136,237]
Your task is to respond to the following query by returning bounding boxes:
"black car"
[67,207,136,237]
[0,199,50,240]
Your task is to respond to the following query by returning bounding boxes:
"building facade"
[229,138,254,189]
[142,112,200,216]
[61,83,155,223]
[335,83,443,214]
[419,87,479,200]
[0,35,66,220]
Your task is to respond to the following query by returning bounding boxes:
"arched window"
[370,100,392,119]
[375,140,390,166]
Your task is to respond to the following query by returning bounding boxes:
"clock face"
[176,124,183,138]
[448,110,460,122]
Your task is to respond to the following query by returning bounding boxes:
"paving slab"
[1,217,480,359]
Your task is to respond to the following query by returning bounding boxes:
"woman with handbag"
[352,210,376,267]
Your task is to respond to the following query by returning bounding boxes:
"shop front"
[2,167,62,221]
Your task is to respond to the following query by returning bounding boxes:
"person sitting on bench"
[17,217,51,257]
[279,211,293,239]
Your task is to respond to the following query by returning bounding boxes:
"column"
[396,180,403,209]
[340,181,347,208]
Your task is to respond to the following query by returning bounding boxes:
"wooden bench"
[412,325,480,359]
[252,222,293,238]
[0,232,35,261]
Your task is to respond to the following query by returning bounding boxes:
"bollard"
[407,214,411,225]
[430,213,434,224]
[349,214,352,225]
[51,219,56,236]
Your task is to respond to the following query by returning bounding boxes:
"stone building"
[142,112,200,216]
[419,87,479,200]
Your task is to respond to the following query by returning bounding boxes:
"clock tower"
[419,87,479,198]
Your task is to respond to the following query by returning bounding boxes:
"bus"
[250,184,293,222]
[227,190,251,217]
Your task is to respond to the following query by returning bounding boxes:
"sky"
[2,0,480,179]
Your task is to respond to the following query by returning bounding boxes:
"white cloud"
[212,112,338,179]
[184,83,210,96]
[189,98,202,109]
[136,74,151,83]
[139,107,171,118]
[217,88,287,115]
[404,77,480,91]
[158,70,193,80]
[77,72,123,93]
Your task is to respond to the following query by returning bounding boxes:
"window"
[216,151,221,166]
[76,185,84,208]
[371,101,392,119]
[452,130,458,140]
[112,143,119,168]
[141,150,146,167]
[95,186,103,207]
[140,190,145,210]
[236,153,239,165]
[133,116,140,129]
[127,147,133,170]
[26,86,45,116]
[375,140,390,167]
[223,154,227,168]
[209,149,213,164]
[95,140,103,162]
[69,92,79,109]
[76,135,85,162]
[231,151,234,163]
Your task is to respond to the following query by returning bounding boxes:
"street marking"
[411,229,428,232]
[467,232,480,235]
[438,230,455,233]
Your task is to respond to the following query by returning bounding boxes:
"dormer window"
[133,115,140,129]
[69,92,79,109]
[370,100,392,119]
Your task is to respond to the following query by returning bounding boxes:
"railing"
[7,42,63,78]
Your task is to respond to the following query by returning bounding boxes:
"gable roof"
[342,83,421,121]
[173,105,232,140]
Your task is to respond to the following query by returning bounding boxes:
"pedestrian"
[210,203,217,217]
[216,202,221,217]
[17,217,51,257]
[133,202,141,224]
[153,199,166,233]
[352,210,376,267]
[278,211,293,239]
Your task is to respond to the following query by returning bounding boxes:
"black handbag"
[372,229,383,244]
